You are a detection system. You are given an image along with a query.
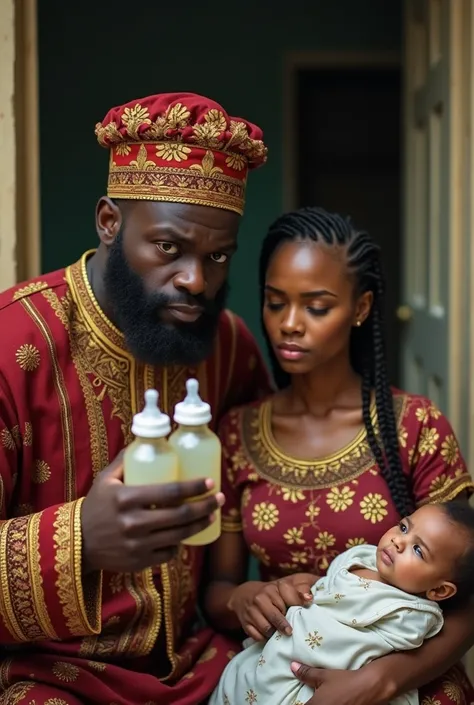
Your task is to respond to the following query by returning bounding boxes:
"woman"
[205,207,474,705]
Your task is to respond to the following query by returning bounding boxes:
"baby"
[210,501,474,705]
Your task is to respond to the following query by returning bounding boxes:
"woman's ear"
[353,291,373,327]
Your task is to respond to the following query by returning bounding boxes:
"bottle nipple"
[173,378,212,426]
[131,389,171,438]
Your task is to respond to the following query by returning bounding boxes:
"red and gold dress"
[0,251,271,705]
[220,393,474,705]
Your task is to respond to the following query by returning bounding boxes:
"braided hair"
[259,206,413,518]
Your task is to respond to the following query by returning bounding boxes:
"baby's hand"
[227,573,316,642]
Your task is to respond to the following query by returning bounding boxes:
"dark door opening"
[296,65,402,385]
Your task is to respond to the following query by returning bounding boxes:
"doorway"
[286,58,402,384]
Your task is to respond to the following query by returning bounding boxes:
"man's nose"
[173,260,206,296]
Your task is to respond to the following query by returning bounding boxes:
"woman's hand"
[291,662,390,705]
[227,573,316,642]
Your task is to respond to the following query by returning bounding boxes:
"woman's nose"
[280,307,304,335]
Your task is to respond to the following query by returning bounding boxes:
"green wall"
[38,0,401,349]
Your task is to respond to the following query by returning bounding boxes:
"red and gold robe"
[0,251,271,705]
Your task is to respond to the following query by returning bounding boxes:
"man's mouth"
[164,304,204,323]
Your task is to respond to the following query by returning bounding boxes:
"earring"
[356,320,362,327]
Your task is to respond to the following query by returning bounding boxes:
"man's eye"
[156,242,179,255]
[210,253,228,264]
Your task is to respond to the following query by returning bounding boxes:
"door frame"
[282,50,401,212]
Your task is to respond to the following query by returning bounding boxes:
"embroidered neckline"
[239,396,407,489]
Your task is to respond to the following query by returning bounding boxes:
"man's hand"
[291,662,390,705]
[227,574,316,642]
[81,452,224,573]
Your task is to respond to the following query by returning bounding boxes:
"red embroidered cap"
[95,92,267,215]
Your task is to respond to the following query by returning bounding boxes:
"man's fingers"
[116,478,218,510]
[291,663,325,688]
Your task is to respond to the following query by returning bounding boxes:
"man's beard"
[103,233,228,366]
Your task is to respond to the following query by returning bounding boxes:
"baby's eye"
[399,521,407,533]
[413,544,424,559]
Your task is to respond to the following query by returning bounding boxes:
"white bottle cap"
[174,378,212,426]
[131,389,171,438]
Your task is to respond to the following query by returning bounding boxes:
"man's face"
[101,200,239,365]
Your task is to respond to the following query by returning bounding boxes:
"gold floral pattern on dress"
[283,527,305,545]
[419,428,440,456]
[326,486,355,512]
[346,537,367,548]
[52,661,80,682]
[305,630,323,648]
[45,699,69,705]
[15,344,40,372]
[281,487,306,503]
[421,698,441,705]
[398,426,408,448]
[416,407,429,423]
[440,435,459,466]
[156,142,191,162]
[291,550,308,564]
[360,493,388,523]
[245,689,258,704]
[109,574,123,594]
[250,543,271,566]
[305,503,321,520]
[32,459,51,484]
[443,679,463,704]
[252,502,279,531]
[315,531,336,550]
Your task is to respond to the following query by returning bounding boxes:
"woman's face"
[263,239,373,376]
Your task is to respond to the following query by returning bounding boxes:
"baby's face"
[376,504,463,601]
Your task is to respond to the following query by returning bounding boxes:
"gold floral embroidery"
[398,426,408,448]
[305,503,321,520]
[1,428,16,451]
[23,422,33,446]
[52,661,80,682]
[326,486,355,512]
[54,500,102,637]
[225,153,247,170]
[440,435,459,466]
[197,646,217,664]
[2,682,35,704]
[15,344,40,372]
[88,660,107,671]
[245,690,258,704]
[281,487,306,503]
[421,698,441,705]
[12,281,48,301]
[115,143,131,156]
[291,550,308,564]
[442,679,463,704]
[283,527,305,545]
[109,574,123,594]
[45,699,69,705]
[346,537,367,548]
[252,502,279,530]
[121,104,151,139]
[315,531,336,550]
[32,459,51,484]
[190,149,223,177]
[156,142,191,162]
[305,629,323,648]
[415,407,429,423]
[0,514,57,641]
[240,396,406,489]
[360,493,388,523]
[21,298,76,502]
[418,427,440,456]
[250,543,271,566]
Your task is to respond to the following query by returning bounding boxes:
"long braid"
[259,207,413,518]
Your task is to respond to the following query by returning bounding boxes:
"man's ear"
[96,197,123,246]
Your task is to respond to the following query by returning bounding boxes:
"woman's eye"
[156,242,179,255]
[413,544,423,559]
[210,253,228,264]
[308,307,329,317]
[266,302,284,311]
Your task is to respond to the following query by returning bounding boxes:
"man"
[0,92,271,704]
